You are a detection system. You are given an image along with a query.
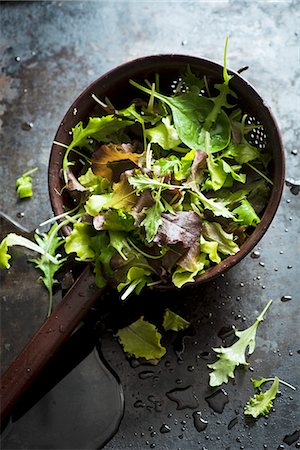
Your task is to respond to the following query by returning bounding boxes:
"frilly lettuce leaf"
[163,308,190,331]
[208,300,272,387]
[117,266,153,300]
[116,316,167,361]
[200,235,221,264]
[244,377,279,418]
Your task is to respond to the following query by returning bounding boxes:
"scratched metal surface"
[0,1,299,449]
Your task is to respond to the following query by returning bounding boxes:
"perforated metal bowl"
[48,54,285,288]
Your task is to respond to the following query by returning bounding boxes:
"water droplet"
[283,430,300,445]
[134,400,145,408]
[16,212,25,218]
[59,324,65,333]
[159,424,171,434]
[251,250,260,259]
[176,379,183,385]
[187,365,194,372]
[73,107,78,116]
[205,389,229,413]
[291,149,298,155]
[240,282,244,287]
[285,178,300,195]
[281,295,292,302]
[287,265,293,269]
[15,56,21,62]
[197,351,211,360]
[150,431,156,437]
[130,359,140,368]
[166,386,199,410]
[228,416,238,430]
[21,121,33,131]
[139,371,155,380]
[193,411,208,432]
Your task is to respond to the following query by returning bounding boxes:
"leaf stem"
[247,163,273,186]
[22,167,38,177]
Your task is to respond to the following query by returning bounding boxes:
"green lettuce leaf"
[65,223,96,261]
[244,377,279,418]
[200,235,221,264]
[78,168,111,194]
[233,199,261,226]
[202,222,239,256]
[116,316,166,361]
[163,308,190,331]
[16,168,38,199]
[70,116,133,150]
[141,197,164,243]
[145,115,181,149]
[208,300,272,387]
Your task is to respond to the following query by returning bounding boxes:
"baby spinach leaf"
[130,80,231,153]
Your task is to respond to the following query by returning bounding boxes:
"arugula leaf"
[141,195,164,243]
[208,300,272,387]
[145,116,181,150]
[31,224,66,316]
[65,222,96,261]
[92,143,141,181]
[202,222,239,256]
[233,199,261,226]
[163,308,190,331]
[0,233,59,269]
[16,168,38,199]
[192,191,234,219]
[244,377,279,418]
[116,316,166,361]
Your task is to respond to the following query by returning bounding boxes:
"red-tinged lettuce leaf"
[153,211,202,248]
[116,316,166,361]
[92,143,142,181]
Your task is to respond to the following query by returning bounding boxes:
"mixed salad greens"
[0,41,273,304]
[54,40,272,300]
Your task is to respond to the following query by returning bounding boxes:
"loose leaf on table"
[92,143,142,181]
[16,167,38,199]
[163,308,190,331]
[208,300,273,387]
[116,316,166,361]
[153,211,202,248]
[0,233,59,269]
[244,377,279,419]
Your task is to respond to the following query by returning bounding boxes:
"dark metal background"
[0,1,299,449]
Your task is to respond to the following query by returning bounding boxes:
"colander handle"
[0,264,104,425]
